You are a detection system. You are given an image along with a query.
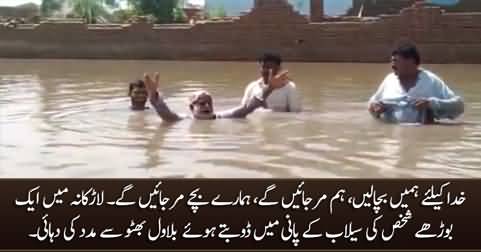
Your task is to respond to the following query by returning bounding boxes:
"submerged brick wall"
[0,3,480,63]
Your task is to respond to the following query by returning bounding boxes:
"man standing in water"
[368,44,464,124]
[144,69,289,122]
[241,53,302,112]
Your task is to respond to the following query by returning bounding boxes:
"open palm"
[268,70,289,90]
[144,72,160,97]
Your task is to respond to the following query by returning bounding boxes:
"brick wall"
[0,3,480,63]
[310,0,324,22]
[349,0,481,17]
[0,3,39,18]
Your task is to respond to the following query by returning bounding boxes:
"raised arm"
[218,86,272,119]
[218,70,289,119]
[144,73,182,122]
[287,82,302,112]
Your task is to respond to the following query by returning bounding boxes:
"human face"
[190,93,215,120]
[260,61,281,84]
[130,83,148,110]
[391,54,417,77]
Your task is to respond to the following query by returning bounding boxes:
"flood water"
[0,59,480,178]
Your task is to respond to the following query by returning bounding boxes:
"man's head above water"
[188,90,216,120]
[391,43,421,78]
[143,72,217,120]
[143,69,289,120]
[128,79,148,110]
[258,53,283,84]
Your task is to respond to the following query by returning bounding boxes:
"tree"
[41,0,118,23]
[127,0,179,23]
[205,5,226,19]
[173,6,186,23]
[40,0,63,16]
[68,0,118,23]
[112,8,136,23]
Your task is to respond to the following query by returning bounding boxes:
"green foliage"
[41,0,118,23]
[111,8,136,23]
[206,5,226,19]
[40,0,63,16]
[127,0,179,23]
[69,0,108,23]
[173,6,186,23]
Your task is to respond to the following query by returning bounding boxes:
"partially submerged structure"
[0,0,480,63]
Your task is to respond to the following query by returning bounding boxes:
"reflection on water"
[0,59,480,178]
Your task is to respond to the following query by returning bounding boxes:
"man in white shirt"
[368,44,464,124]
[241,53,302,112]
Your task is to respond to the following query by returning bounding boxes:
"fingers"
[370,103,384,114]
[276,70,289,82]
[368,103,376,113]
[144,73,152,86]
[143,73,150,91]
[416,101,427,107]
[277,70,290,87]
[415,100,430,110]
[416,103,426,111]
[154,72,160,86]
[277,70,289,78]
[143,72,157,96]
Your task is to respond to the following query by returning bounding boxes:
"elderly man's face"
[190,92,215,119]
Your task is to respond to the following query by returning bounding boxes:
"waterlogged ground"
[1,60,480,178]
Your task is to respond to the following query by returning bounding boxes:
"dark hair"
[392,44,421,65]
[128,79,145,96]
[258,52,282,66]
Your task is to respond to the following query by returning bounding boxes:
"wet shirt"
[369,69,464,123]
[241,79,302,112]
